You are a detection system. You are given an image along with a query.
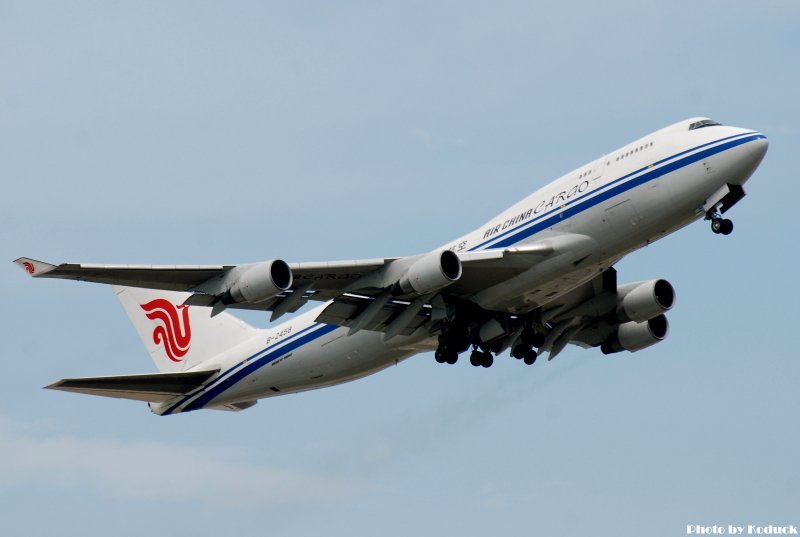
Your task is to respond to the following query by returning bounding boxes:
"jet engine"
[395,250,462,295]
[221,260,293,304]
[601,315,669,354]
[615,279,675,323]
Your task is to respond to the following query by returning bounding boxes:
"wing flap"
[314,293,431,336]
[46,370,219,403]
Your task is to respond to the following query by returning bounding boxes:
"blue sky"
[2,1,798,535]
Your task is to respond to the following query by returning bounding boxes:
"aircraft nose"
[726,131,768,186]
[748,134,769,164]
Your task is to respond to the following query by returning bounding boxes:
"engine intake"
[615,279,675,323]
[222,260,293,304]
[601,315,669,354]
[395,250,462,296]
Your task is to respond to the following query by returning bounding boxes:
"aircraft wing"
[15,256,394,319]
[15,241,555,296]
[45,370,219,403]
[15,258,232,291]
[15,233,584,324]
[18,235,665,355]
[14,256,391,296]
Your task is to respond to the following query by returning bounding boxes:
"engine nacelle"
[395,250,462,295]
[615,279,675,323]
[223,260,293,304]
[601,315,669,354]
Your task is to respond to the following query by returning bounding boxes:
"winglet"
[13,257,57,277]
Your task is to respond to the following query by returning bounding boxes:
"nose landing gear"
[706,209,733,236]
[710,217,733,235]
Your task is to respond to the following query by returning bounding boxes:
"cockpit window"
[689,119,723,130]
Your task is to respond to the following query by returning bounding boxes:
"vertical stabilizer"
[113,286,260,373]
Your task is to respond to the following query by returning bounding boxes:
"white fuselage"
[152,119,768,415]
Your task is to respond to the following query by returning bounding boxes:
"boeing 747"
[16,117,768,415]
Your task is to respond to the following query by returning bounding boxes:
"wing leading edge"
[15,241,560,307]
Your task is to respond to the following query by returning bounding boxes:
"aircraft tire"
[523,349,537,365]
[721,219,734,235]
[470,350,482,367]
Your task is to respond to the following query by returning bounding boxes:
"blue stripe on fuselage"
[469,132,764,251]
[163,323,338,415]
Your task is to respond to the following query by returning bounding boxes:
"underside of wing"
[15,256,396,318]
[314,293,436,339]
[45,370,219,403]
[288,258,394,297]
[16,233,592,326]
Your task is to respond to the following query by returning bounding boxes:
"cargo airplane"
[16,117,768,415]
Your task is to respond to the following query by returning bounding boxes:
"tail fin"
[113,286,261,373]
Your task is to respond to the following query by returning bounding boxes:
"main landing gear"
[434,346,458,364]
[434,323,545,368]
[511,327,542,365]
[434,323,469,365]
[706,209,733,236]
[469,348,493,368]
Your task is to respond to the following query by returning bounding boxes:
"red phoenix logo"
[23,261,35,274]
[140,299,192,362]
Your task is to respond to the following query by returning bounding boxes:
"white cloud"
[0,415,375,508]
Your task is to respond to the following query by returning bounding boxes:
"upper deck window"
[689,119,723,130]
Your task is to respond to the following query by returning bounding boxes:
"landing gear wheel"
[481,352,494,368]
[523,349,537,365]
[435,347,457,364]
[512,344,527,359]
[470,350,483,367]
[711,217,734,235]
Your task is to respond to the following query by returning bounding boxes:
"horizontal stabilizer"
[45,370,219,403]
